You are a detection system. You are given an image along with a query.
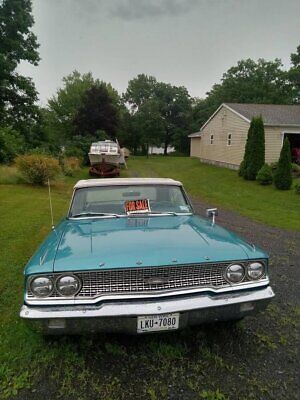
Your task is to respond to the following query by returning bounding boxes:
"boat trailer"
[89,159,120,177]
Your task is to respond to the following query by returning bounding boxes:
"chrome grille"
[75,263,228,297]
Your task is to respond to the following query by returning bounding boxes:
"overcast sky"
[19,0,300,104]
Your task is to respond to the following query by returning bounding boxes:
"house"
[148,145,175,155]
[189,103,300,169]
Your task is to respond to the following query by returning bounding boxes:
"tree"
[154,83,193,154]
[45,71,97,145]
[0,0,40,133]
[274,138,293,190]
[124,75,194,154]
[288,44,300,103]
[124,74,157,111]
[132,99,165,155]
[193,58,294,129]
[73,84,120,137]
[240,116,265,180]
[44,71,121,150]
[0,126,25,163]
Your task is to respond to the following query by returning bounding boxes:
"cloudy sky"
[19,0,300,104]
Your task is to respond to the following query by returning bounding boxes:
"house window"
[227,133,232,146]
[210,134,214,145]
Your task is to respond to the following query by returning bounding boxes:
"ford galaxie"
[20,178,274,334]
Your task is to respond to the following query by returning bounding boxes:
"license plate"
[137,313,179,333]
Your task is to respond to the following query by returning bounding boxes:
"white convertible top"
[74,178,182,189]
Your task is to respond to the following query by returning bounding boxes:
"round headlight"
[225,264,245,283]
[247,262,264,280]
[56,275,81,297]
[30,276,53,297]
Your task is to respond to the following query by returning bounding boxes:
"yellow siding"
[190,137,201,157]
[265,126,283,163]
[190,105,287,167]
[193,105,249,167]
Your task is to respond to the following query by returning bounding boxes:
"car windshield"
[69,185,192,217]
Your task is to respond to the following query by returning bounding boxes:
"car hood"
[48,215,266,272]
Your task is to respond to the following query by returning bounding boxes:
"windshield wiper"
[130,211,180,216]
[70,212,121,218]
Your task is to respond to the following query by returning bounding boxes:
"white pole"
[48,179,54,229]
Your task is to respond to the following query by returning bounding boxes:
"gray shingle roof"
[225,103,300,125]
[188,132,201,138]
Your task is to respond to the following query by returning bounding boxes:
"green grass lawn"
[0,175,81,398]
[124,156,300,231]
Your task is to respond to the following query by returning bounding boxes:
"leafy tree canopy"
[73,84,120,137]
[288,44,300,103]
[45,71,120,146]
[0,0,40,132]
[124,74,157,111]
[124,75,194,154]
[193,58,294,128]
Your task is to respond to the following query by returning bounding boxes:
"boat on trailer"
[88,140,122,177]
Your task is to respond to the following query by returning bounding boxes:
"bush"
[256,164,273,185]
[15,154,61,185]
[61,157,81,176]
[291,163,300,177]
[295,182,300,194]
[274,138,293,190]
[270,162,278,172]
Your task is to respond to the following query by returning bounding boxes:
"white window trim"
[210,134,214,145]
[281,130,300,146]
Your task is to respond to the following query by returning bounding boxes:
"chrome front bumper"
[20,286,274,334]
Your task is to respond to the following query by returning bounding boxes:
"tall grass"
[0,165,24,184]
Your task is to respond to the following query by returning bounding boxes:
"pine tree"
[247,116,265,179]
[240,116,265,180]
[240,120,253,178]
[274,138,293,190]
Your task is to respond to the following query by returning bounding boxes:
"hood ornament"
[206,208,218,226]
[145,277,168,285]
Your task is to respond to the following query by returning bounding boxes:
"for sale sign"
[124,199,151,214]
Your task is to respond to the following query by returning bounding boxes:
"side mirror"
[206,208,218,225]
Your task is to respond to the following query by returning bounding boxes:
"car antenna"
[47,179,55,230]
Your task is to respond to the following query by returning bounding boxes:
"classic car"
[20,178,274,334]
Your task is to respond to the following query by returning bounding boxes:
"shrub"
[256,164,273,185]
[274,138,293,190]
[15,154,61,185]
[270,162,278,172]
[61,157,81,176]
[295,182,300,194]
[291,163,300,177]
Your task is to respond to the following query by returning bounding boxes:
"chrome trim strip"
[25,278,269,305]
[21,286,275,319]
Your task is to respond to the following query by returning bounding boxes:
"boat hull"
[88,153,120,167]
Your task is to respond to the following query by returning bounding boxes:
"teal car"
[20,178,274,334]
